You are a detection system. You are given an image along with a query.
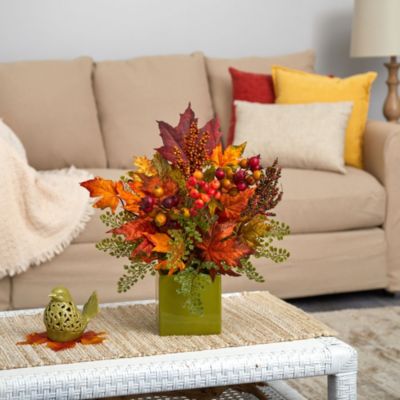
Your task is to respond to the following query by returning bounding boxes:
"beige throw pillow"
[233,101,353,173]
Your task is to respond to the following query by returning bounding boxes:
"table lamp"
[351,0,400,122]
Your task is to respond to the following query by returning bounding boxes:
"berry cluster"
[140,186,184,228]
[187,170,221,214]
[215,155,262,196]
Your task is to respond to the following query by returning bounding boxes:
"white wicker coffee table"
[0,299,357,400]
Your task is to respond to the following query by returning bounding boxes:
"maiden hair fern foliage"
[81,105,290,315]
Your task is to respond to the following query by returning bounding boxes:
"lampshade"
[351,0,400,58]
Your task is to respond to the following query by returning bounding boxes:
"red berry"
[214,191,221,200]
[248,156,261,170]
[141,196,155,212]
[207,188,216,197]
[210,180,221,190]
[233,169,246,183]
[198,180,206,188]
[202,182,210,192]
[215,168,225,180]
[190,188,200,199]
[187,176,197,186]
[194,198,205,209]
[190,208,198,216]
[200,193,210,203]
[237,181,248,191]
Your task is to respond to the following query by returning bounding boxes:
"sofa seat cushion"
[0,57,107,170]
[206,50,315,141]
[75,166,386,244]
[94,53,214,169]
[276,167,386,233]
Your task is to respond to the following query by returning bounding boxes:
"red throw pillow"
[228,67,275,145]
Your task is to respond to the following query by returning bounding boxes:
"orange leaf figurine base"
[17,331,106,352]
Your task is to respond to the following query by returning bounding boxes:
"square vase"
[158,274,221,336]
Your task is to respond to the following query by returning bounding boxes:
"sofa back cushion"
[206,50,315,141]
[94,52,214,168]
[0,57,106,170]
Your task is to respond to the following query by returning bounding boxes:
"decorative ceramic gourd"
[44,286,99,342]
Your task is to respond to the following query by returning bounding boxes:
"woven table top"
[0,291,336,371]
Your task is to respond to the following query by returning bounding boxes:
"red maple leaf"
[197,222,252,268]
[155,104,222,164]
[112,219,155,242]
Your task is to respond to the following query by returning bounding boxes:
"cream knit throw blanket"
[0,135,93,278]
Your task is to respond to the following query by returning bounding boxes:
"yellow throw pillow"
[271,66,377,168]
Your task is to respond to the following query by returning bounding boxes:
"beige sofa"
[0,50,399,310]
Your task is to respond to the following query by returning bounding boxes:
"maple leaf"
[155,104,222,167]
[17,331,106,352]
[210,143,246,167]
[112,218,155,241]
[139,175,178,198]
[80,178,120,213]
[239,214,271,248]
[201,116,222,154]
[197,222,252,267]
[131,239,154,261]
[144,232,172,253]
[134,156,157,176]
[116,182,143,213]
[80,330,107,345]
[156,259,185,276]
[220,189,254,220]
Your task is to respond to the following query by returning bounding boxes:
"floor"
[288,289,400,312]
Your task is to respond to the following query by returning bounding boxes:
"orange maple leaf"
[140,175,178,197]
[197,222,252,267]
[144,232,172,253]
[116,182,143,213]
[220,189,254,220]
[210,143,246,167]
[17,331,106,352]
[134,156,157,176]
[80,177,120,213]
[112,218,155,241]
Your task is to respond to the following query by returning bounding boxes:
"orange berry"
[181,207,190,218]
[246,175,255,185]
[155,212,167,227]
[200,193,210,203]
[225,167,234,179]
[222,178,231,189]
[239,159,248,168]
[193,170,204,180]
[253,170,262,180]
[153,185,164,198]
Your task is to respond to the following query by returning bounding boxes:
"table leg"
[328,371,357,400]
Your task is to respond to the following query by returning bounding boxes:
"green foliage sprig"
[174,267,212,315]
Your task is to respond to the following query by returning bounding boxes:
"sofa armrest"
[363,120,400,291]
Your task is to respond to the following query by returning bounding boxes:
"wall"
[0,0,387,120]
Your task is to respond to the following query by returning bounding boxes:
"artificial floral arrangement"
[81,105,290,315]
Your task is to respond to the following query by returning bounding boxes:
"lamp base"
[383,56,400,122]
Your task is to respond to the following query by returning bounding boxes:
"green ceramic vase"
[158,274,221,336]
